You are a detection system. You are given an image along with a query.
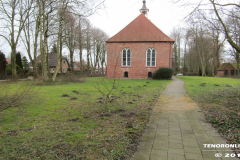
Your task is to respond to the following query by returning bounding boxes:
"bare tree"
[209,0,240,53]
[52,0,68,81]
[91,27,108,75]
[76,16,86,76]
[0,0,33,78]
[22,0,40,79]
[226,7,240,74]
[189,16,213,76]
[85,19,92,76]
[183,29,191,72]
[64,11,77,73]
[38,0,54,81]
[173,0,240,74]
[171,28,182,72]
[99,33,108,75]
[52,0,106,80]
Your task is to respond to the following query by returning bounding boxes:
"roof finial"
[140,0,149,16]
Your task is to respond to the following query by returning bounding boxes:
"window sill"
[146,66,156,68]
[121,66,131,68]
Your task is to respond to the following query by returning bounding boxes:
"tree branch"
[210,0,240,53]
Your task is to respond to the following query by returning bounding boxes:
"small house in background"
[48,53,69,73]
[29,53,70,73]
[217,63,239,76]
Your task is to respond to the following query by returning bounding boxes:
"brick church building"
[106,0,174,79]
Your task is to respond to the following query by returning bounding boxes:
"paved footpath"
[133,77,238,160]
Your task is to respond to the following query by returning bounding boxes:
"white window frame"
[146,48,156,66]
[122,48,131,66]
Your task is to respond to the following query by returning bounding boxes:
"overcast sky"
[89,0,194,38]
[63,0,196,61]
[1,0,197,60]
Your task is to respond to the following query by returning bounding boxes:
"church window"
[146,48,156,66]
[122,48,131,66]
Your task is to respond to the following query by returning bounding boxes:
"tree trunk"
[70,50,74,73]
[60,36,63,74]
[39,1,48,82]
[52,10,63,81]
[33,17,40,79]
[11,44,17,78]
[79,48,83,76]
[42,18,49,81]
[87,51,90,76]
[10,2,17,78]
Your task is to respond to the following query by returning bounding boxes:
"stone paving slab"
[133,77,239,160]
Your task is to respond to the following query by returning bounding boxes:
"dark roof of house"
[29,53,68,67]
[106,13,174,43]
[217,63,239,70]
[48,53,68,67]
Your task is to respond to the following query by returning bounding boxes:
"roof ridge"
[106,13,174,42]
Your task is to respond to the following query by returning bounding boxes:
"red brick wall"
[217,70,224,77]
[73,62,80,70]
[62,59,69,73]
[107,42,173,79]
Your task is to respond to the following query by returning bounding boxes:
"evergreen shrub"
[0,51,7,74]
[153,67,173,80]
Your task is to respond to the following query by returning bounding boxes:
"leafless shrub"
[92,77,118,112]
[0,81,38,112]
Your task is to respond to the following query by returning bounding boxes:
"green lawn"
[0,77,171,159]
[178,76,240,155]
[177,76,240,98]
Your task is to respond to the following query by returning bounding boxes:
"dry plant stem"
[93,49,120,102]
[0,82,39,112]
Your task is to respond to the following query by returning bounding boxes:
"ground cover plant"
[0,77,171,159]
[178,76,240,156]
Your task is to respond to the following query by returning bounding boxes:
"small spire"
[140,0,149,16]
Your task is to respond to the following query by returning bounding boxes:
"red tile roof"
[106,13,174,43]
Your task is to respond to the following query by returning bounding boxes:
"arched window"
[146,48,156,66]
[148,72,152,78]
[122,48,131,66]
[124,71,128,78]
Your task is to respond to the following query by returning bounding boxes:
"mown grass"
[0,77,171,159]
[177,76,240,96]
[178,76,240,155]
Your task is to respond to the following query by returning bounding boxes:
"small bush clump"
[153,67,173,80]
